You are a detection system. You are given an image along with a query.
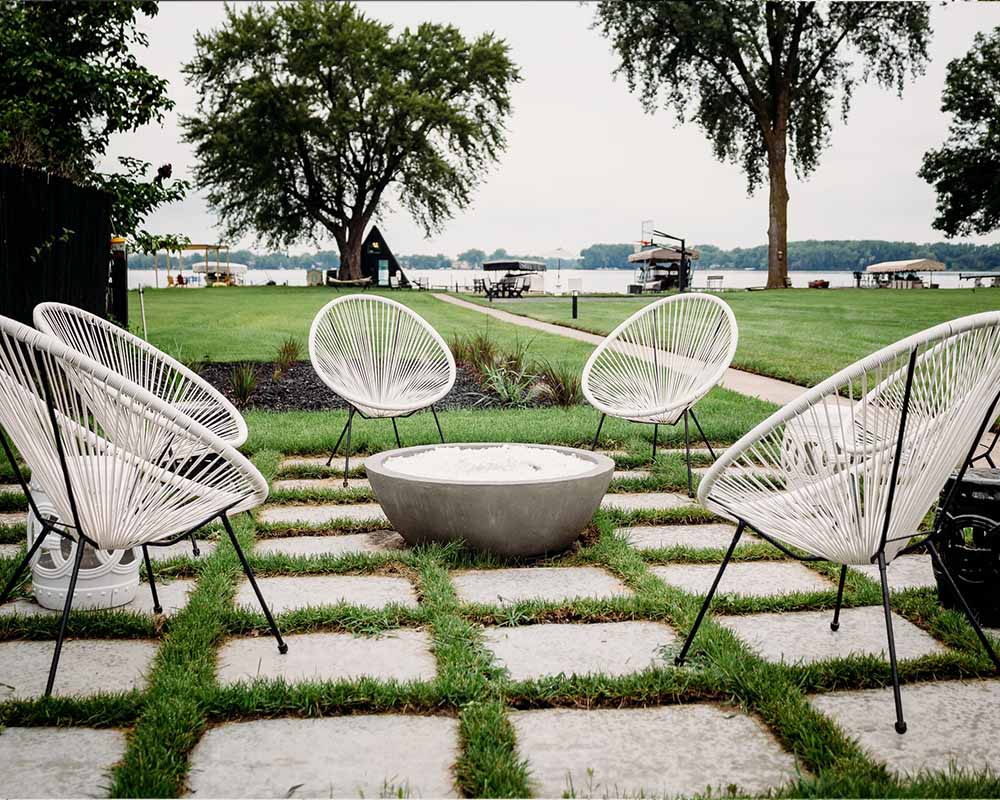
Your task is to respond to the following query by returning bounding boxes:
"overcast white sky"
[105,1,1000,255]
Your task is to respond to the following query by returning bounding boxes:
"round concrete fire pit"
[365,443,614,556]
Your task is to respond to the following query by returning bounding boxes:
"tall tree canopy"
[0,0,187,236]
[919,28,1000,238]
[595,1,931,288]
[183,1,519,279]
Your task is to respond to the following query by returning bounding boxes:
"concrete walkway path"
[434,293,805,406]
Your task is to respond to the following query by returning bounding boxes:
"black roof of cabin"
[361,225,400,274]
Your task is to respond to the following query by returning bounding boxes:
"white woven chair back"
[34,302,247,446]
[0,316,266,550]
[582,294,738,423]
[699,312,1000,565]
[309,295,456,417]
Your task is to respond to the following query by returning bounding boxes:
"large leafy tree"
[182,1,519,279]
[595,1,931,288]
[0,0,187,236]
[920,28,1000,238]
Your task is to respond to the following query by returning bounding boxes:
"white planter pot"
[26,480,140,610]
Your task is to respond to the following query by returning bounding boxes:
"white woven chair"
[34,302,248,555]
[309,295,456,484]
[677,312,1000,734]
[582,294,738,495]
[0,316,286,696]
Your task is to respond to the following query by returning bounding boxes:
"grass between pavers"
[464,288,1000,388]
[4,448,1000,796]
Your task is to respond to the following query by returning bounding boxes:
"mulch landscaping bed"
[199,361,517,412]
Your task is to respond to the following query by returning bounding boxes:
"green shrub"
[272,336,303,381]
[229,362,258,407]
[533,359,582,406]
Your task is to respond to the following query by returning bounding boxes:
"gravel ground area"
[198,361,508,412]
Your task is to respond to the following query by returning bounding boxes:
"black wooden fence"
[0,165,113,325]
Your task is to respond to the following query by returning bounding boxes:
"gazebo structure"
[482,259,545,297]
[856,258,945,289]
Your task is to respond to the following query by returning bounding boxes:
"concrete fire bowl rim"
[364,442,615,486]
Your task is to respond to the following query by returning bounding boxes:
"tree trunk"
[766,138,790,289]
[338,220,366,279]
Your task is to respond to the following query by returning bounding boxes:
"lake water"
[128,267,985,292]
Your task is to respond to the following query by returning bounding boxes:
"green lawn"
[469,288,1000,386]
[130,286,594,371]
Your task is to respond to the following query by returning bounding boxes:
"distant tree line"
[126,239,1000,272]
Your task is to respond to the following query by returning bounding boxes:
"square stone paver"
[601,492,693,512]
[0,579,194,619]
[617,523,754,551]
[482,621,675,681]
[451,567,632,607]
[187,715,459,797]
[255,531,405,558]
[217,629,437,686]
[0,510,25,526]
[272,477,370,492]
[235,574,417,614]
[613,470,651,481]
[0,639,158,700]
[651,561,832,598]
[0,542,21,558]
[720,606,946,665]
[510,705,798,798]
[851,554,937,591]
[147,539,216,562]
[810,680,1000,776]
[0,727,127,798]
[279,455,348,471]
[257,503,387,527]
[0,483,24,495]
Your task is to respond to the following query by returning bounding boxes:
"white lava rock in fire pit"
[383,444,593,482]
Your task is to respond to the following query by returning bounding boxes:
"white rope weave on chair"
[699,312,1000,565]
[309,295,456,418]
[582,294,738,425]
[0,317,267,551]
[34,302,247,446]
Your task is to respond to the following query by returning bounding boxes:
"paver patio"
[216,629,437,685]
[255,531,406,557]
[234,574,418,613]
[188,715,459,797]
[257,502,388,526]
[617,522,753,550]
[0,578,194,618]
[600,492,693,511]
[451,566,632,606]
[0,727,127,798]
[509,704,799,797]
[810,680,1000,776]
[0,639,157,700]
[147,539,217,561]
[650,561,833,597]
[720,606,947,664]
[851,554,938,591]
[482,620,676,681]
[271,477,371,492]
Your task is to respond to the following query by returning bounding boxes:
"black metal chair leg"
[877,552,907,734]
[431,405,445,444]
[221,513,287,654]
[652,423,659,463]
[326,414,352,467]
[591,413,606,451]
[188,532,201,557]
[0,527,49,605]
[688,408,717,460]
[45,536,86,696]
[142,545,162,614]
[683,411,693,498]
[342,408,354,489]
[927,540,1000,670]
[391,418,402,448]
[831,565,848,631]
[675,522,745,666]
